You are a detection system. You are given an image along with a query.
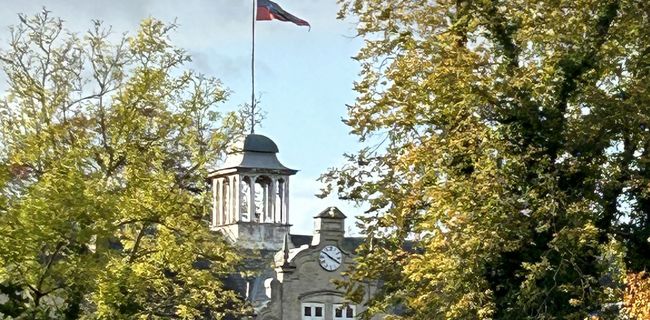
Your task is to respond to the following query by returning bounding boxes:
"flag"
[256,0,310,28]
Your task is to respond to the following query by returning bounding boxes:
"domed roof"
[242,134,279,153]
[208,133,296,177]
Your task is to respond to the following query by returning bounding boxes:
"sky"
[0,0,366,236]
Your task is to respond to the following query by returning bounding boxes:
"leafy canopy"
[325,0,650,319]
[624,271,650,319]
[0,10,245,319]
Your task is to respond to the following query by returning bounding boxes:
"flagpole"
[251,0,256,134]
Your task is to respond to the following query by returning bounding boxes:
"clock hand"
[323,252,341,264]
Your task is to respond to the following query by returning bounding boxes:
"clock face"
[319,245,342,271]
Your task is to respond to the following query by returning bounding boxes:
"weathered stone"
[209,134,380,320]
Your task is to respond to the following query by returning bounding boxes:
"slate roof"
[241,134,279,153]
[208,134,297,176]
[289,234,312,247]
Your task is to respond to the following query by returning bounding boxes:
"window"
[333,304,356,319]
[301,303,324,320]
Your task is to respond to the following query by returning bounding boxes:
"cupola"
[208,134,297,250]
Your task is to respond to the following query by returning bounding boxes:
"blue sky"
[0,0,365,236]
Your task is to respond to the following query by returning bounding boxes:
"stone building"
[207,134,377,320]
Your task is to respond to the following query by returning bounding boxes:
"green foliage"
[0,10,245,319]
[325,0,650,318]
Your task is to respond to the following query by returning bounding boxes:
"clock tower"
[211,135,380,319]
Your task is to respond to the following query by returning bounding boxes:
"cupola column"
[229,178,235,224]
[283,177,290,224]
[267,179,273,222]
[250,175,257,222]
[211,178,218,226]
[236,176,241,223]
[217,178,224,225]
[220,178,227,224]
[239,175,247,221]
[262,178,269,222]
[277,179,284,224]
[270,177,277,223]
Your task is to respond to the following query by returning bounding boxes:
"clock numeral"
[319,246,342,271]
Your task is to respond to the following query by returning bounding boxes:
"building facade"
[207,134,377,320]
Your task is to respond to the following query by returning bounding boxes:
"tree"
[624,271,650,319]
[323,0,650,318]
[0,10,246,319]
